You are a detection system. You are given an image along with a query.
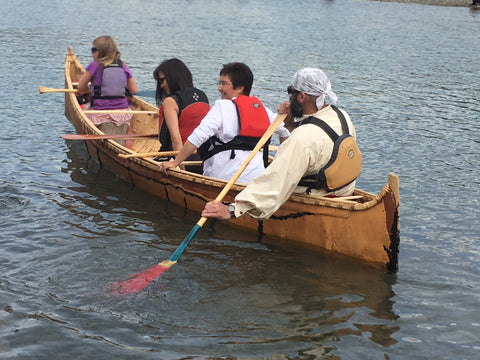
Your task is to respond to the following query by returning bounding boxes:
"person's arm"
[162,97,183,151]
[161,100,223,173]
[158,140,197,173]
[267,105,290,143]
[77,71,93,95]
[127,76,138,95]
[203,132,312,220]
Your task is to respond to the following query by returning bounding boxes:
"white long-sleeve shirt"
[234,105,357,220]
[187,98,290,183]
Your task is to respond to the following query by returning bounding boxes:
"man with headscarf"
[202,67,360,220]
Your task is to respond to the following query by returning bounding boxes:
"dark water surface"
[1,0,479,359]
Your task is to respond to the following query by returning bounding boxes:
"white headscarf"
[291,67,338,108]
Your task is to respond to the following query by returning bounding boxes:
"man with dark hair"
[201,67,361,220]
[159,62,289,182]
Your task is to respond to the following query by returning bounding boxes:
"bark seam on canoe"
[270,212,315,220]
[97,149,206,204]
[384,206,400,273]
[383,189,400,273]
[257,220,264,242]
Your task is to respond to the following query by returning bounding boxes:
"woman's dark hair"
[220,62,254,96]
[153,58,193,106]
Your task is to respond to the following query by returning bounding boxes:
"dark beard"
[289,95,304,118]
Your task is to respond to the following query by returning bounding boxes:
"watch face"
[228,204,235,213]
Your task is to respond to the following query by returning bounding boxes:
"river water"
[1,0,479,359]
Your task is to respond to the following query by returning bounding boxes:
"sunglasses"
[91,47,98,53]
[157,77,166,83]
[287,85,300,94]
[218,80,232,86]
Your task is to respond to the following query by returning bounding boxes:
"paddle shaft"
[168,113,287,261]
[204,115,287,213]
[39,86,77,93]
[40,87,157,114]
[113,114,287,293]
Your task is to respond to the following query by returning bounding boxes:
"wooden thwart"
[312,195,364,203]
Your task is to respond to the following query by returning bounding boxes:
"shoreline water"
[369,0,474,7]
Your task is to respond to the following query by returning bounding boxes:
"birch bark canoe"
[63,46,400,272]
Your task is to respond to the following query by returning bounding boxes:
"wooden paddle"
[113,113,287,294]
[39,86,78,94]
[40,86,157,114]
[62,133,158,141]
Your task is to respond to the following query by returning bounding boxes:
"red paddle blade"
[112,260,176,294]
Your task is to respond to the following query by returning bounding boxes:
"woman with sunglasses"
[77,35,138,146]
[153,58,210,172]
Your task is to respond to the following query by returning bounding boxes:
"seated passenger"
[77,35,138,146]
[153,59,210,173]
[201,67,362,220]
[159,62,290,183]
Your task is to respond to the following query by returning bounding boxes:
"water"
[1,0,479,358]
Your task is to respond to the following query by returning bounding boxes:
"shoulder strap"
[330,105,349,135]
[297,105,350,139]
[299,117,339,142]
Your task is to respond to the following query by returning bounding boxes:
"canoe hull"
[63,47,400,272]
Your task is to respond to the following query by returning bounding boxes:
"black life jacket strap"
[296,105,350,192]
[198,135,270,167]
[197,97,271,167]
[331,104,349,134]
[294,105,349,139]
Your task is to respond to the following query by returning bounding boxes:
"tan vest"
[297,106,362,192]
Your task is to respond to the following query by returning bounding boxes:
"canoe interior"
[63,46,400,273]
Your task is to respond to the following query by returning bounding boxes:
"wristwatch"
[227,203,236,219]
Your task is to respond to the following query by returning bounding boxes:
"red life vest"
[198,95,272,167]
[232,95,270,137]
[158,87,209,151]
